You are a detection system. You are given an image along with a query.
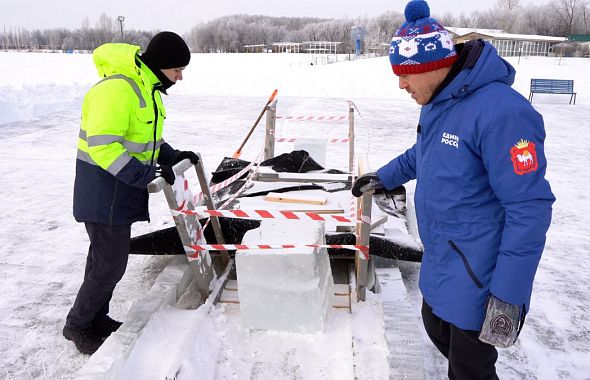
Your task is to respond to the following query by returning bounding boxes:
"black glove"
[175,151,199,165]
[156,165,175,185]
[479,295,524,348]
[351,172,384,197]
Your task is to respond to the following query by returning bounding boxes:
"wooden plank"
[148,158,214,300]
[219,289,239,304]
[284,208,344,214]
[255,170,352,183]
[264,192,327,205]
[348,103,354,173]
[355,155,371,302]
[220,281,351,310]
[225,279,238,291]
[333,294,351,309]
[264,101,277,160]
[334,283,350,296]
[370,216,387,232]
[194,158,229,267]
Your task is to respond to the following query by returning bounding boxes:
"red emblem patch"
[510,139,538,175]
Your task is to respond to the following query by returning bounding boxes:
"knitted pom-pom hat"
[389,0,457,75]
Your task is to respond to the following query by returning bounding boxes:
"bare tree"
[437,12,457,27]
[496,0,520,11]
[552,0,578,36]
[492,0,521,32]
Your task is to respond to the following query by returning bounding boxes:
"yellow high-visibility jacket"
[74,43,178,224]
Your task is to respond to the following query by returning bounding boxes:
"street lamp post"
[117,16,125,42]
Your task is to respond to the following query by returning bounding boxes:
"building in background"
[446,27,565,57]
[271,42,303,53]
[244,44,267,53]
[566,35,590,57]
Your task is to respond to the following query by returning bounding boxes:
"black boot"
[93,315,123,338]
[63,325,103,355]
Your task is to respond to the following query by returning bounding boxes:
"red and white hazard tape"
[276,138,350,143]
[276,115,347,121]
[172,208,359,224]
[187,244,368,259]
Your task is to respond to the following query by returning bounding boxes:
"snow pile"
[236,219,334,333]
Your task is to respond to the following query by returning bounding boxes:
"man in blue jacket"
[352,1,555,378]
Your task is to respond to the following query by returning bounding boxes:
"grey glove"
[479,295,525,348]
[352,172,384,197]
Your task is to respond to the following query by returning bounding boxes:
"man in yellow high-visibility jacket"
[64,31,199,355]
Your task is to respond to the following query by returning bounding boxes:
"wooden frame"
[147,156,229,300]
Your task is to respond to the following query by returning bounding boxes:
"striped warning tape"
[276,138,350,143]
[276,115,347,121]
[187,244,368,259]
[171,208,363,225]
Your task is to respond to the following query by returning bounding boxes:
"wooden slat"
[334,283,350,296]
[333,294,351,309]
[225,279,238,291]
[264,192,328,205]
[220,281,352,310]
[219,289,239,304]
[255,171,352,183]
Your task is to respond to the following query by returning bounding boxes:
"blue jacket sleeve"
[481,108,555,307]
[376,144,417,190]
[115,157,157,189]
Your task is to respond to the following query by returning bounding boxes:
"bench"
[529,79,576,105]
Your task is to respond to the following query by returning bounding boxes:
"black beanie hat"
[141,31,191,69]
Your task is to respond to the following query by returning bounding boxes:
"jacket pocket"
[135,107,154,124]
[448,240,484,288]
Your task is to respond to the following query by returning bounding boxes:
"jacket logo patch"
[510,139,538,175]
[441,132,459,148]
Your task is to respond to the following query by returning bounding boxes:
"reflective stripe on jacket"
[73,43,177,224]
[377,42,555,330]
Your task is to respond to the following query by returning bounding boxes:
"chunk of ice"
[236,219,334,333]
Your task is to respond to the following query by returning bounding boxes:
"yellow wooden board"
[264,192,328,205]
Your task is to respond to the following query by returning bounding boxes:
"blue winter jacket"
[377,42,555,330]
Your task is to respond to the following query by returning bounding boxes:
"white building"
[446,27,566,57]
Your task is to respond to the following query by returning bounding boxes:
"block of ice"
[293,138,327,167]
[236,219,334,333]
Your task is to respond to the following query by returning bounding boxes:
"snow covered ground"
[0,51,589,379]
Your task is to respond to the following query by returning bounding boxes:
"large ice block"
[293,138,327,167]
[236,219,334,333]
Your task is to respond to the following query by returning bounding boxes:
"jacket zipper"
[448,240,484,288]
[150,86,159,167]
[109,180,119,225]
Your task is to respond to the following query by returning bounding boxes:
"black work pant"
[66,222,131,329]
[422,300,499,380]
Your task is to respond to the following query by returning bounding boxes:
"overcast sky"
[2,0,501,33]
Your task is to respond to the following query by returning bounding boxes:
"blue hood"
[432,42,516,105]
